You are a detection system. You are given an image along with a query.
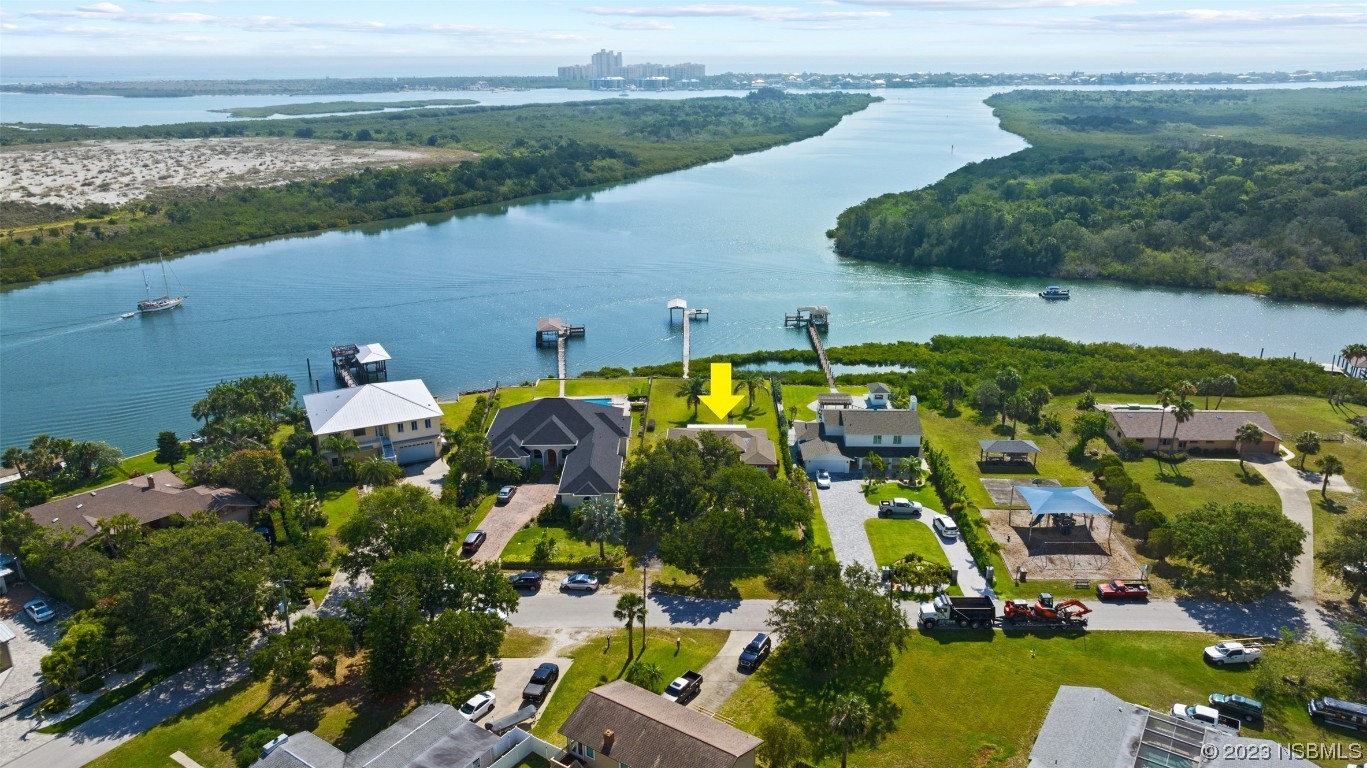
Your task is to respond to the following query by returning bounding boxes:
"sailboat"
[137,255,185,313]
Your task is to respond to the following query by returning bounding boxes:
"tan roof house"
[666,426,778,474]
[1105,408,1281,454]
[560,680,762,768]
[25,469,256,543]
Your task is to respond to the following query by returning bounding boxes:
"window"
[411,421,418,431]
[352,428,366,437]
[893,435,903,445]
[873,435,883,445]
[397,422,405,433]
[424,418,432,429]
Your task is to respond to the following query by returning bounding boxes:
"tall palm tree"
[357,456,403,487]
[941,377,965,413]
[994,367,1022,424]
[1294,430,1321,471]
[321,433,359,458]
[1317,455,1345,500]
[733,371,770,407]
[1234,422,1264,475]
[1342,343,1367,368]
[677,378,707,419]
[1213,373,1238,410]
[1154,388,1176,471]
[1196,377,1214,409]
[1167,398,1195,474]
[614,593,647,661]
[828,693,872,768]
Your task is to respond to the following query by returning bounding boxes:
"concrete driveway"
[400,457,448,498]
[486,656,574,724]
[472,483,558,563]
[689,630,770,715]
[0,583,68,714]
[813,477,877,569]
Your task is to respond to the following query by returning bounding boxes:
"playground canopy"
[1016,486,1111,519]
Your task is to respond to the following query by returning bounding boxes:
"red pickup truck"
[1096,580,1149,600]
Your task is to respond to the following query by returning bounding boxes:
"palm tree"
[1004,393,1031,438]
[1026,385,1052,420]
[1196,377,1214,410]
[941,377,965,413]
[1154,388,1176,471]
[1167,399,1195,475]
[733,371,770,407]
[626,661,664,691]
[676,378,707,419]
[1342,343,1367,369]
[1213,373,1238,410]
[614,593,647,661]
[1294,431,1321,471]
[1,447,28,479]
[994,367,1022,424]
[357,456,402,487]
[1234,422,1264,475]
[1317,455,1345,500]
[828,692,872,768]
[321,433,359,459]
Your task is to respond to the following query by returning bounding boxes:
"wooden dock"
[331,342,390,388]
[808,324,837,393]
[669,299,709,378]
[535,318,585,347]
[683,313,691,378]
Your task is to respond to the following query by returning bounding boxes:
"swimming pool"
[584,397,614,406]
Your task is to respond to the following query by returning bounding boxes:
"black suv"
[738,633,772,671]
[508,571,543,590]
[461,530,487,555]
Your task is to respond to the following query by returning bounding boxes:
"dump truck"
[919,593,1091,629]
[662,671,702,705]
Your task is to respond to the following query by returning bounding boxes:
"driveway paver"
[472,483,558,563]
[814,477,878,569]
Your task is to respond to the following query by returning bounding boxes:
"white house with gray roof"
[303,379,443,465]
[486,398,631,508]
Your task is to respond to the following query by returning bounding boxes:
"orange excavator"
[1003,593,1092,626]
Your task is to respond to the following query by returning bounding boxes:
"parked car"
[1208,693,1264,723]
[1307,697,1367,733]
[496,485,518,505]
[1203,641,1263,666]
[523,663,560,702]
[560,573,599,592]
[932,515,960,539]
[509,572,543,590]
[878,498,922,518]
[1171,703,1240,734]
[1096,580,1149,600]
[23,599,55,624]
[461,530,487,555]
[815,470,831,489]
[738,633,772,671]
[662,671,703,704]
[459,691,496,721]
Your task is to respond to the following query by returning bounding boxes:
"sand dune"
[0,137,475,208]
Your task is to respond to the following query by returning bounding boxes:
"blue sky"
[1,0,1363,72]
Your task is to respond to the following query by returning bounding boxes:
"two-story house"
[303,379,444,465]
[795,387,923,476]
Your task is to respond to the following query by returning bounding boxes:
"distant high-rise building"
[558,51,704,83]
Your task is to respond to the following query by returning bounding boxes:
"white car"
[459,690,496,721]
[561,573,600,592]
[23,599,55,624]
[815,470,831,489]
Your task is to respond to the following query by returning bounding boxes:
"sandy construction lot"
[0,137,475,208]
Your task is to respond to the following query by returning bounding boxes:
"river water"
[2,87,1363,453]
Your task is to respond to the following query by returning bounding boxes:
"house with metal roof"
[559,680,762,768]
[666,426,778,475]
[486,398,631,508]
[1028,686,1313,768]
[24,469,256,543]
[1103,408,1281,455]
[303,379,443,465]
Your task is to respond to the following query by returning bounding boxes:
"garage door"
[395,440,437,465]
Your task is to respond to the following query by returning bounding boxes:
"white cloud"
[78,2,123,12]
[837,0,1130,7]
[581,4,889,21]
[986,7,1367,30]
[601,19,677,29]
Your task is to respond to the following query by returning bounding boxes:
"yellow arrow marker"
[699,362,745,420]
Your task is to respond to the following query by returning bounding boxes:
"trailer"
[919,593,1091,630]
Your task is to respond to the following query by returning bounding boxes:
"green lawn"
[500,524,618,565]
[532,628,727,744]
[531,377,648,398]
[718,631,1359,768]
[1313,491,1365,602]
[1210,394,1367,491]
[782,384,865,421]
[88,655,411,768]
[440,386,537,431]
[807,489,834,553]
[1130,455,1279,518]
[645,378,782,450]
[862,481,940,510]
[864,519,951,569]
[306,484,359,604]
[500,628,553,658]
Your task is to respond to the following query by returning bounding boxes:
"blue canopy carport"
[1011,485,1115,549]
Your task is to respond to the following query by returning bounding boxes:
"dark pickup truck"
[662,671,702,705]
[522,662,560,703]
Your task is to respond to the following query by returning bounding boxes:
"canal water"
[2,87,1363,453]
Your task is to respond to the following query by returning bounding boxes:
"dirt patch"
[0,137,476,209]
[980,477,1061,507]
[982,507,1143,582]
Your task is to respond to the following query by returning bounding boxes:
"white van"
[932,515,960,540]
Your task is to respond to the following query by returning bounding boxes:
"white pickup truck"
[878,498,923,518]
[1171,704,1241,734]
[1203,641,1263,666]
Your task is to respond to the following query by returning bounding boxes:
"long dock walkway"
[808,324,837,393]
[683,315,691,378]
[557,333,567,395]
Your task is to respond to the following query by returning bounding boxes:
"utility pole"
[278,580,293,632]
